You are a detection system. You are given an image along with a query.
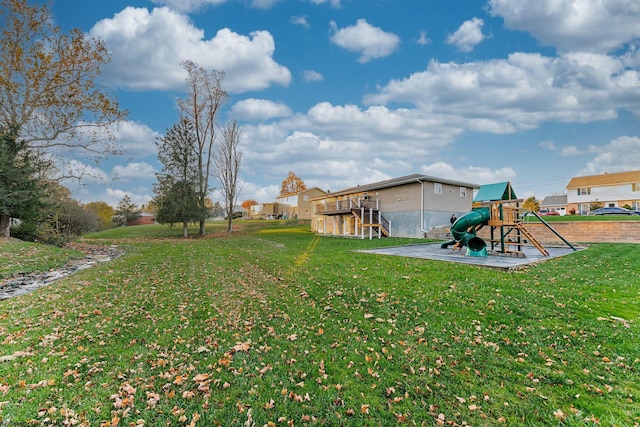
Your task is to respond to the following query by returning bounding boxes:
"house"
[276,187,328,220]
[540,195,568,216]
[566,170,640,215]
[128,211,156,226]
[311,174,479,239]
[251,202,289,220]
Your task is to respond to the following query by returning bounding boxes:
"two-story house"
[276,187,328,220]
[566,170,640,215]
[311,174,479,239]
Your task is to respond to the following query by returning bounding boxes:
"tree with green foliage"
[114,195,140,226]
[85,201,116,231]
[153,118,206,237]
[0,128,43,238]
[35,183,98,244]
[154,180,204,236]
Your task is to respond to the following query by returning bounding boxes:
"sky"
[47,0,640,208]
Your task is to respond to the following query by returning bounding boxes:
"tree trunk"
[0,214,10,238]
[227,215,233,233]
[182,221,188,238]
[199,220,205,236]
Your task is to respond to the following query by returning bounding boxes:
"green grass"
[0,239,84,279]
[1,221,639,426]
[525,214,640,222]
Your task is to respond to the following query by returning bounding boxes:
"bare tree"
[0,0,126,157]
[214,120,243,233]
[177,61,228,236]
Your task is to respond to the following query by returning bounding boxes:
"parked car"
[538,209,560,216]
[590,207,640,215]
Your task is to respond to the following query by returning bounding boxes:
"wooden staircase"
[513,223,549,256]
[352,208,390,237]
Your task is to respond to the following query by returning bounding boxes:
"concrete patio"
[356,242,586,271]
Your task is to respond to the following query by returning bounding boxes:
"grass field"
[1,220,639,426]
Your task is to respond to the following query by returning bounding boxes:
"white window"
[460,187,467,198]
[578,187,591,195]
[303,195,309,201]
[632,183,640,192]
[434,182,442,195]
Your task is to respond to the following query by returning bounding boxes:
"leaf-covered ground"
[0,239,84,279]
[0,222,638,426]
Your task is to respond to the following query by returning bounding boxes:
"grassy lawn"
[1,220,638,426]
[525,214,640,222]
[0,239,85,280]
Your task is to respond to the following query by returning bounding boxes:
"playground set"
[441,182,576,257]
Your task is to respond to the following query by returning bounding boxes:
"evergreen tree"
[154,118,205,237]
[114,195,140,226]
[0,128,43,238]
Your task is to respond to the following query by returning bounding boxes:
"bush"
[11,220,39,241]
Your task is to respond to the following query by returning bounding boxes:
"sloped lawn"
[0,239,84,279]
[0,221,638,426]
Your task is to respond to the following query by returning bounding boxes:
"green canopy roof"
[473,182,517,202]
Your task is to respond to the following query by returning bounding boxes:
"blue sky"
[48,0,640,207]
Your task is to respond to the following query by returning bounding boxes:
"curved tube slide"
[450,207,490,255]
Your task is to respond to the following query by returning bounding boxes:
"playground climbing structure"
[443,182,576,257]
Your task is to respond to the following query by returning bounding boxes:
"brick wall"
[477,221,640,244]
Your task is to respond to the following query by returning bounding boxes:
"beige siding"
[372,182,422,212]
[423,181,472,212]
[298,188,327,219]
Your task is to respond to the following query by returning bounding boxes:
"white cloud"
[489,0,640,54]
[446,18,485,53]
[329,19,400,63]
[309,0,342,8]
[90,7,291,92]
[234,101,466,193]
[539,140,557,151]
[421,162,517,185]
[230,99,292,121]
[417,30,431,46]
[150,0,227,13]
[559,146,584,156]
[112,121,161,158]
[302,70,324,82]
[63,160,110,184]
[105,188,153,208]
[291,15,310,28]
[580,135,640,175]
[112,162,158,181]
[250,0,281,9]
[365,52,636,133]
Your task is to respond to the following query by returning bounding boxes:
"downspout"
[417,178,429,234]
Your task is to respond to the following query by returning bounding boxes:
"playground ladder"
[514,223,549,256]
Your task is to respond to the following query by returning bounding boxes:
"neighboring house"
[311,173,479,239]
[276,187,328,220]
[128,211,156,226]
[566,170,640,215]
[540,195,568,216]
[252,202,289,219]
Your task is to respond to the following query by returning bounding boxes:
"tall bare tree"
[214,120,243,233]
[177,61,228,236]
[0,0,126,237]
